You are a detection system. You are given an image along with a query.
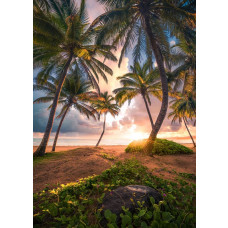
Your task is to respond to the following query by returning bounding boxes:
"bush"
[125,138,193,155]
[33,159,196,228]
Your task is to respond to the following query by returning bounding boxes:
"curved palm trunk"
[96,114,106,147]
[142,94,154,129]
[183,117,196,147]
[52,105,70,152]
[143,16,169,153]
[34,53,73,157]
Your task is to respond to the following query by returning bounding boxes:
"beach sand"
[33,144,195,192]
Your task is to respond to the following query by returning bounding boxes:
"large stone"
[99,185,162,226]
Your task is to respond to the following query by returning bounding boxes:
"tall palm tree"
[113,61,162,129]
[34,73,99,151]
[168,92,196,147]
[33,0,117,156]
[90,0,195,152]
[92,92,120,147]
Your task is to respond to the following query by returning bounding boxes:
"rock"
[99,185,162,226]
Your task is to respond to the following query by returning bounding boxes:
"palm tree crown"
[34,75,98,120]
[34,69,98,151]
[92,91,120,117]
[168,31,196,96]
[168,92,196,121]
[113,61,162,128]
[168,91,196,147]
[34,0,117,91]
[114,61,162,105]
[92,91,120,146]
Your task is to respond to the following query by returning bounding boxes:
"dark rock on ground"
[99,185,162,226]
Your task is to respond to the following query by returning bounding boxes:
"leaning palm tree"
[168,92,196,147]
[91,0,195,152]
[33,0,117,156]
[34,74,99,152]
[92,92,120,147]
[113,61,162,129]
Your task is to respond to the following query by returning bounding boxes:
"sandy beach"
[33,144,195,192]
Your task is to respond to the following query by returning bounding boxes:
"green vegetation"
[179,172,196,181]
[99,152,116,161]
[125,139,193,155]
[33,152,64,166]
[34,159,195,227]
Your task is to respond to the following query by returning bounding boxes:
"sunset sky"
[33,0,196,146]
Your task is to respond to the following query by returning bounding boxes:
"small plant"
[99,152,116,161]
[125,138,193,155]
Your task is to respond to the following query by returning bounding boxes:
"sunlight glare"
[130,132,149,141]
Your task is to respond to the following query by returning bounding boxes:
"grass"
[33,152,64,166]
[33,159,196,227]
[125,138,193,156]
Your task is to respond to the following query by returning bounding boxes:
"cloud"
[119,116,132,126]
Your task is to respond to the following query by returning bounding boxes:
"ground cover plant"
[125,139,193,156]
[34,159,196,227]
[99,152,116,161]
[178,172,196,181]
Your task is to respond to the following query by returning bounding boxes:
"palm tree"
[113,61,162,129]
[168,92,196,147]
[33,0,117,156]
[90,0,195,152]
[34,72,99,151]
[168,31,196,97]
[92,92,120,147]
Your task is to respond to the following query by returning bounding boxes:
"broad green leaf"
[141,221,148,228]
[162,212,174,223]
[150,197,155,205]
[151,220,159,228]
[121,215,132,226]
[138,209,146,217]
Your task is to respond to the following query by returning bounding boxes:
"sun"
[130,132,148,141]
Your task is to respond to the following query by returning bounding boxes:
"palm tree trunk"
[143,16,169,153]
[142,94,154,129]
[34,53,73,157]
[52,105,70,152]
[183,117,196,147]
[96,114,106,147]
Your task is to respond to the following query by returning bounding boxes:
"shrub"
[125,138,193,155]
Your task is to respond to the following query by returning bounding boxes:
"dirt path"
[33,145,196,192]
